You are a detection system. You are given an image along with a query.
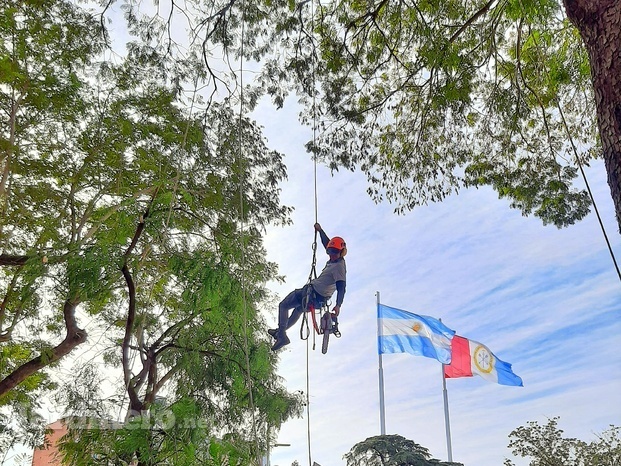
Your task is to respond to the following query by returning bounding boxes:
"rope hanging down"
[299,0,323,345]
[303,2,319,465]
[557,104,621,283]
[236,3,262,465]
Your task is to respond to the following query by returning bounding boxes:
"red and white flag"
[444,335,523,386]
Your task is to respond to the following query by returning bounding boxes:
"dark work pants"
[278,284,311,331]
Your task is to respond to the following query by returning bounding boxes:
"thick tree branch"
[121,262,142,412]
[563,0,618,25]
[564,0,621,230]
[121,200,153,413]
[0,254,29,266]
[144,347,158,407]
[0,298,86,398]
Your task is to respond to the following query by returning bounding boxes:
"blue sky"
[255,98,621,466]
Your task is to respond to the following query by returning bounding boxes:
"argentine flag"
[377,304,455,364]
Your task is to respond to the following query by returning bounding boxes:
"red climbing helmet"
[327,236,346,251]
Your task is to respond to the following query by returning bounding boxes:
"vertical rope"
[311,0,319,228]
[306,2,318,465]
[557,103,621,282]
[306,335,312,466]
[236,3,262,464]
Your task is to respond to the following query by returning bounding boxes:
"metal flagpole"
[442,362,453,461]
[376,291,386,435]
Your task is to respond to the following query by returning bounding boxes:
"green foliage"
[345,434,463,466]
[58,395,291,466]
[0,402,46,462]
[1,0,300,462]
[259,0,599,227]
[464,156,590,226]
[505,417,621,466]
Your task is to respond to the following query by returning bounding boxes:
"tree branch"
[0,254,29,266]
[0,298,86,398]
[449,0,497,43]
[121,199,153,413]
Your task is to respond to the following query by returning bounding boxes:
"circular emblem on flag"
[473,345,493,373]
[411,322,421,333]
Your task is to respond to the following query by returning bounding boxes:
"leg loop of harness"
[299,284,313,341]
[300,307,311,341]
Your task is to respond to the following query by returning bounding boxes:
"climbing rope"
[305,2,318,464]
[236,2,262,464]
[557,103,621,283]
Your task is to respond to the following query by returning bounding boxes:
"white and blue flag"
[378,304,455,364]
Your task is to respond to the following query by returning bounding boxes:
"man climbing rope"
[269,223,347,351]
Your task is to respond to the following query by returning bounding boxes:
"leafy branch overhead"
[83,0,621,229]
[288,0,617,228]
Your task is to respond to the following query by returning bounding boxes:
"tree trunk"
[563,0,621,232]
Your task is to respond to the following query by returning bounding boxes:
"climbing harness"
[300,280,341,354]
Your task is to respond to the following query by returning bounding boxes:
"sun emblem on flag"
[473,345,494,373]
[411,322,422,333]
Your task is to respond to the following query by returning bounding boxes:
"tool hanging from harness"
[300,231,341,354]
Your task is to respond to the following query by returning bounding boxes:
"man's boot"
[271,329,290,351]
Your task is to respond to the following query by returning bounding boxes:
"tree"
[260,0,620,230]
[563,0,621,230]
[505,417,621,466]
[96,1,621,230]
[344,434,463,466]
[1,0,108,431]
[1,0,301,462]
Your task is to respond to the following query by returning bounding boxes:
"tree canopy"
[64,0,621,231]
[505,417,621,466]
[344,434,463,466]
[286,0,618,229]
[1,0,301,462]
[149,0,612,230]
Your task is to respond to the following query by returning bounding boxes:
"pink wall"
[31,419,67,466]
